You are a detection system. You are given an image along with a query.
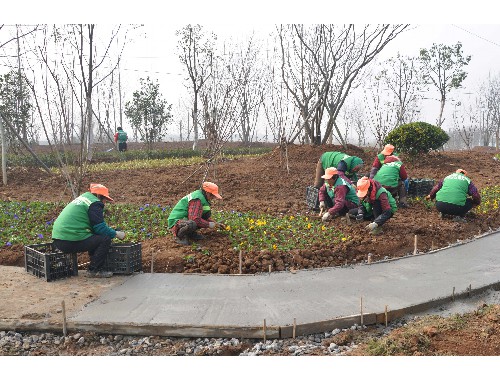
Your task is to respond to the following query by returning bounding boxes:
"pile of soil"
[1,144,500,274]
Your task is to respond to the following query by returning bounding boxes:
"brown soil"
[1,144,500,275]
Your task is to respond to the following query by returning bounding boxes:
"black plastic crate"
[24,243,78,282]
[408,178,435,197]
[306,186,320,211]
[105,242,142,274]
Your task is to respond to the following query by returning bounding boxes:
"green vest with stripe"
[321,151,362,181]
[374,160,402,188]
[167,189,211,228]
[117,130,128,142]
[435,173,470,206]
[377,152,398,165]
[326,176,360,205]
[362,187,397,216]
[52,192,99,241]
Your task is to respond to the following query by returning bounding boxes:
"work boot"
[438,212,443,219]
[399,202,409,208]
[86,270,113,278]
[188,232,205,241]
[174,237,190,246]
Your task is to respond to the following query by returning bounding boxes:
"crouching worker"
[426,169,481,220]
[168,182,226,246]
[319,167,360,222]
[349,176,397,235]
[314,151,364,188]
[52,183,126,278]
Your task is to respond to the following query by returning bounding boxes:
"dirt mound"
[1,144,500,275]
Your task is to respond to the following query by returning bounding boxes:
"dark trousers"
[53,235,111,272]
[118,142,127,152]
[436,200,473,217]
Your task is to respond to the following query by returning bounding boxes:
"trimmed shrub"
[385,122,449,156]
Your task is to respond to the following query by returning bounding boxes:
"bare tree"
[176,24,215,150]
[419,42,471,127]
[364,82,397,149]
[452,103,478,150]
[481,73,500,150]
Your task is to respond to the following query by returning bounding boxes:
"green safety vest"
[374,160,403,188]
[117,130,128,142]
[377,152,399,165]
[321,151,363,181]
[167,189,211,229]
[435,173,470,206]
[52,192,99,241]
[325,176,360,205]
[362,187,397,216]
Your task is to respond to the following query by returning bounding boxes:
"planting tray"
[24,243,78,282]
[105,242,142,274]
[306,186,320,211]
[408,178,435,197]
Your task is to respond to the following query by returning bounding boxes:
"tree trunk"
[0,116,7,185]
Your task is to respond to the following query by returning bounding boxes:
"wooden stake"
[360,296,364,326]
[293,318,296,339]
[431,240,435,250]
[452,286,455,301]
[468,284,472,297]
[239,251,242,274]
[384,305,388,327]
[413,234,418,255]
[367,253,373,264]
[263,319,267,343]
[61,300,67,337]
[268,264,272,274]
[150,251,154,274]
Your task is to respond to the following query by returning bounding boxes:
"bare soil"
[1,144,500,275]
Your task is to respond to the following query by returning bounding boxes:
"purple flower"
[6,242,12,246]
[37,234,43,239]
[46,221,52,225]
[14,214,19,219]
[139,207,144,211]
[145,204,150,207]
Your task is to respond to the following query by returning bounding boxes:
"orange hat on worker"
[202,181,222,199]
[89,183,114,202]
[356,176,371,198]
[381,144,395,155]
[321,167,338,180]
[456,168,468,177]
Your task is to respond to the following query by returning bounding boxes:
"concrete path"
[68,231,500,338]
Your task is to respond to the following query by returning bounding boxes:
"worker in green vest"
[314,151,364,188]
[52,183,126,278]
[114,127,128,152]
[369,144,398,178]
[373,155,409,208]
[319,167,360,222]
[348,176,397,235]
[426,169,481,221]
[168,182,226,245]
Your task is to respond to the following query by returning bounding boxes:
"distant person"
[319,167,360,221]
[373,155,409,208]
[114,127,128,152]
[52,184,126,278]
[168,182,226,245]
[349,176,397,235]
[426,169,481,221]
[314,151,364,188]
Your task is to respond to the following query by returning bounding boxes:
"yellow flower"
[272,244,277,250]
[307,223,312,229]
[263,231,267,235]
[321,225,326,231]
[225,225,231,231]
[289,215,295,220]
[305,217,309,221]
[341,237,347,242]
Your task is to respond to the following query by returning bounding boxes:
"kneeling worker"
[314,151,364,188]
[426,169,481,220]
[319,167,360,222]
[349,176,397,235]
[52,183,126,278]
[168,181,226,245]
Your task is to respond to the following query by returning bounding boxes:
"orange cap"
[89,183,114,202]
[321,167,338,179]
[381,144,395,155]
[456,169,468,177]
[356,177,370,198]
[202,182,222,199]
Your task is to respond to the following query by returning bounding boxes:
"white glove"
[365,222,378,232]
[322,212,332,222]
[115,230,126,240]
[208,222,216,229]
[319,201,325,215]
